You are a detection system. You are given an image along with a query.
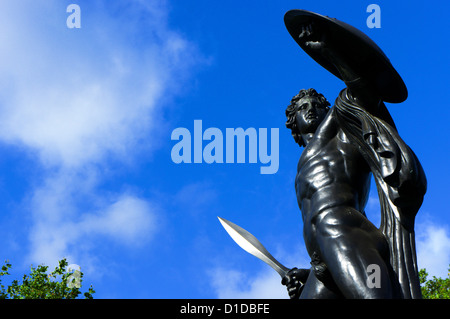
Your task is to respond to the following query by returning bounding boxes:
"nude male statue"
[280,20,426,299]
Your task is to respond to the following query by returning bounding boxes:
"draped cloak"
[334,88,427,299]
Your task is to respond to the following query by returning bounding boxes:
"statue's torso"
[295,111,372,224]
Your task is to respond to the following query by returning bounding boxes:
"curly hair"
[285,88,330,147]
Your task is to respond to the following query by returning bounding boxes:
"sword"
[218,216,290,278]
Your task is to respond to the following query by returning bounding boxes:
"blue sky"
[0,0,449,299]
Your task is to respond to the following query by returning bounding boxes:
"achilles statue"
[281,10,427,298]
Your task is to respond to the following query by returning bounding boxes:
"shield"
[284,9,407,103]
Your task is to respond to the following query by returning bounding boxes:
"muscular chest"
[295,142,338,198]
[295,132,369,199]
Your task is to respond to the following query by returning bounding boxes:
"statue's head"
[285,88,330,147]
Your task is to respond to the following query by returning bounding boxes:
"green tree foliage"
[419,265,450,299]
[0,258,95,299]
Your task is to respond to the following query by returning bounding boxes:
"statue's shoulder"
[314,107,339,140]
[298,110,338,163]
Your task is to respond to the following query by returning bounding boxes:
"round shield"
[284,9,407,103]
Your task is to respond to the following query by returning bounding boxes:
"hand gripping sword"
[218,216,290,278]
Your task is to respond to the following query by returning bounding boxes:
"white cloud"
[27,170,158,267]
[80,195,158,245]
[416,222,450,279]
[209,245,310,299]
[210,267,287,299]
[0,0,198,168]
[0,1,201,267]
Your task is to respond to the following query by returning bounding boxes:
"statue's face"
[295,96,328,135]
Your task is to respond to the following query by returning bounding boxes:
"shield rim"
[284,9,408,103]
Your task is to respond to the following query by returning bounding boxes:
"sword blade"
[218,216,289,278]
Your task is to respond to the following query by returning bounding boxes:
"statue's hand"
[281,267,310,299]
[298,23,327,51]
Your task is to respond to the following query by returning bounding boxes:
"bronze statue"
[218,9,426,299]
[281,10,426,299]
